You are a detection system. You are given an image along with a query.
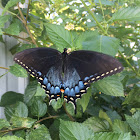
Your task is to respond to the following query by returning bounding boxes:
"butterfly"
[14,47,123,113]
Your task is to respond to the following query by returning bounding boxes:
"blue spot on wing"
[65,88,70,95]
[47,83,51,90]
[43,77,48,85]
[84,77,89,81]
[54,86,60,94]
[75,86,80,93]
[37,71,42,76]
[70,88,75,96]
[50,86,54,94]
[78,81,84,89]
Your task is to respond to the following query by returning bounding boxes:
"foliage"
[0,0,140,139]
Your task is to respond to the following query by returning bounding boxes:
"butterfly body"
[14,47,123,113]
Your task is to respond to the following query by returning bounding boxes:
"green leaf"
[83,117,110,133]
[78,88,91,112]
[26,124,51,140]
[65,103,82,117]
[2,0,21,15]
[99,110,113,127]
[59,120,94,140]
[4,22,20,35]
[44,23,72,52]
[15,102,28,117]
[0,119,10,129]
[65,103,76,116]
[138,60,140,74]
[123,86,140,108]
[0,15,11,28]
[111,7,140,21]
[0,135,24,140]
[135,51,140,58]
[106,110,121,122]
[49,120,60,140]
[125,111,140,136]
[0,15,11,35]
[94,75,124,96]
[0,91,23,107]
[9,64,28,77]
[94,0,114,6]
[24,81,38,106]
[1,0,10,7]
[14,130,26,139]
[50,98,63,111]
[4,105,16,121]
[92,132,132,140]
[10,43,20,55]
[112,119,131,133]
[16,44,36,53]
[10,116,36,128]
[35,85,46,96]
[82,35,120,56]
[30,97,47,118]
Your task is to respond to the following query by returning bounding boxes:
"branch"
[118,50,140,77]
[81,0,108,35]
[36,116,59,123]
[0,127,26,133]
[3,32,32,43]
[17,3,38,47]
[0,67,9,70]
[7,10,23,22]
[25,0,30,25]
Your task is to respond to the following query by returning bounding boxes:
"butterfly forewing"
[69,50,123,82]
[14,48,63,100]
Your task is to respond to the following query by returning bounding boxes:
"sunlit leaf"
[94,75,124,97]
[9,64,28,77]
[112,7,140,21]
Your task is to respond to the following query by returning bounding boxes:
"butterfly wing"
[69,50,123,82]
[63,50,123,113]
[14,48,63,101]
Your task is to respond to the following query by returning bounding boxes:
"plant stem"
[0,67,9,70]
[3,32,32,43]
[0,116,58,133]
[0,127,26,133]
[81,0,108,35]
[63,102,75,121]
[36,116,58,123]
[118,50,140,77]
[99,0,105,22]
[25,0,30,25]
[7,10,23,22]
[0,72,9,78]
[17,3,38,47]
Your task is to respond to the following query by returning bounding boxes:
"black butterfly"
[14,48,123,113]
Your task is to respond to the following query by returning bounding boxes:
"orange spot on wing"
[60,89,65,93]
[57,95,60,96]
[64,96,67,98]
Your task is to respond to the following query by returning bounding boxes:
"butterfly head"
[63,48,67,53]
